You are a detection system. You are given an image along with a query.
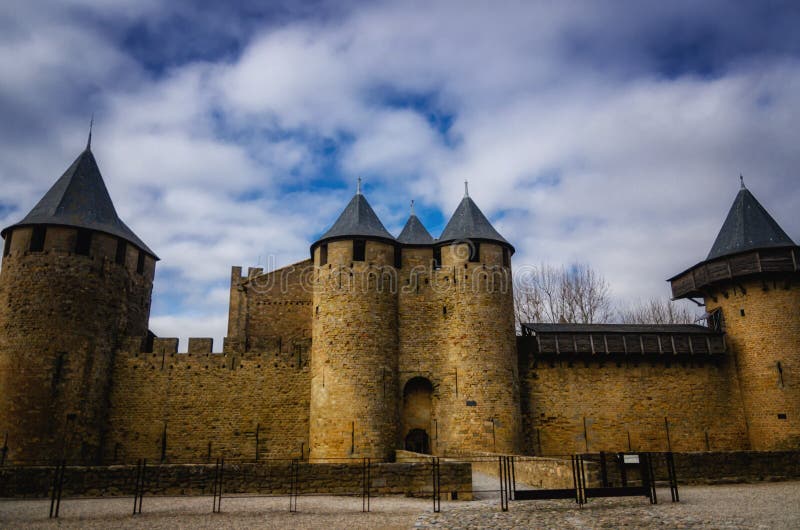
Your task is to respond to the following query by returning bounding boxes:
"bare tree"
[618,297,698,325]
[513,263,614,327]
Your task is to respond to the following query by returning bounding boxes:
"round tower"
[669,180,800,450]
[0,144,157,464]
[434,183,521,454]
[308,182,399,460]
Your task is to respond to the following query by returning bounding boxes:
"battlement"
[118,335,311,372]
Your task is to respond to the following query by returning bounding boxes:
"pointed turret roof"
[397,201,434,245]
[314,180,394,246]
[1,147,157,258]
[706,181,794,260]
[439,182,512,251]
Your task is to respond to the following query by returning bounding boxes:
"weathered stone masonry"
[0,145,798,469]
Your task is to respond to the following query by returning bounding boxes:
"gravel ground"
[416,481,800,529]
[1,481,798,529]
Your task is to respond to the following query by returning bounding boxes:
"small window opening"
[2,231,12,257]
[75,229,92,256]
[469,242,480,263]
[442,306,447,316]
[115,238,127,265]
[136,250,145,274]
[394,246,402,269]
[777,413,787,420]
[353,239,366,262]
[432,246,441,269]
[52,352,66,394]
[740,308,745,317]
[29,226,46,252]
[320,243,328,266]
[502,248,510,267]
[777,361,784,387]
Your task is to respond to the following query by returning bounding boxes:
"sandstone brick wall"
[519,353,749,455]
[0,460,473,499]
[437,242,521,454]
[104,336,310,462]
[705,279,800,450]
[226,260,313,354]
[309,239,399,460]
[0,225,154,464]
[396,242,520,456]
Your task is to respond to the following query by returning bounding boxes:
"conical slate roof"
[1,147,157,258]
[706,183,795,260]
[397,214,434,245]
[439,186,512,250]
[315,188,394,244]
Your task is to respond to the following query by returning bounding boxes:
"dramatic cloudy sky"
[2,1,799,348]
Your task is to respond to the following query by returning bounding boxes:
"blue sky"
[2,0,800,348]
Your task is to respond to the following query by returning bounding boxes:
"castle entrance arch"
[402,377,433,454]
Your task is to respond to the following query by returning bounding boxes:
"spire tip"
[739,174,746,190]
[87,114,94,150]
[410,199,415,215]
[464,180,469,198]
[357,177,362,195]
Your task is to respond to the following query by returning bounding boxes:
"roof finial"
[464,180,469,198]
[357,177,362,195]
[87,114,94,150]
[410,199,415,215]
[739,174,746,190]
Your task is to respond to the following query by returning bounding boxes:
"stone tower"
[669,181,799,450]
[0,143,157,464]
[308,182,399,460]
[434,184,521,454]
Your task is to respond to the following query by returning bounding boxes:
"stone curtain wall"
[519,355,749,455]
[0,460,473,499]
[705,280,800,450]
[104,337,310,463]
[226,260,313,354]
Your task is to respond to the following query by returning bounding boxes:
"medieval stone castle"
[0,143,798,465]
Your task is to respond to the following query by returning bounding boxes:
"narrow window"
[115,238,127,265]
[29,226,46,252]
[777,361,784,387]
[2,231,11,257]
[394,246,402,269]
[319,243,328,266]
[52,352,66,395]
[353,239,366,262]
[740,308,746,317]
[136,250,145,274]
[502,248,510,267]
[75,228,92,256]
[432,246,441,269]
[469,242,480,263]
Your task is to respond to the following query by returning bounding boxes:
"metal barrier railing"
[0,452,679,519]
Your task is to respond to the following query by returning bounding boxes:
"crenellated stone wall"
[104,336,310,463]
